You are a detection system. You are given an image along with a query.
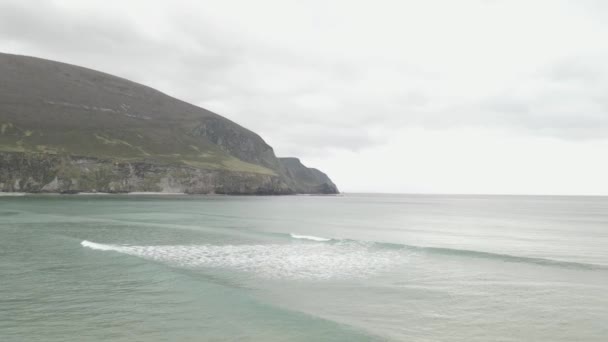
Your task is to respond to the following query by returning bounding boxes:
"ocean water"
[1,194,607,341]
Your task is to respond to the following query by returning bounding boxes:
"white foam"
[0,192,26,196]
[290,233,332,242]
[76,192,111,195]
[126,192,186,195]
[81,240,406,280]
[81,240,123,251]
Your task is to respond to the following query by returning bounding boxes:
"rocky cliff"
[0,52,338,194]
[0,152,291,194]
[278,158,338,194]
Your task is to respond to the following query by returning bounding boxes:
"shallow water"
[1,194,607,341]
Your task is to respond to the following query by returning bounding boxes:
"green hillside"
[0,52,338,194]
[0,53,275,175]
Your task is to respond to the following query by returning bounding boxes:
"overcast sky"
[2,0,608,194]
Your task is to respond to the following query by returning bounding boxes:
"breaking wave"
[81,239,406,280]
[81,240,119,251]
[82,233,605,280]
[289,233,332,242]
[0,192,26,196]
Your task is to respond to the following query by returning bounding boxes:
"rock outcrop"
[278,158,338,194]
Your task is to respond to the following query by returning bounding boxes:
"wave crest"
[280,234,605,270]
[81,240,122,251]
[82,235,605,278]
[289,233,332,242]
[81,239,405,280]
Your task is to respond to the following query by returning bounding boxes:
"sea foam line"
[81,239,403,280]
[81,240,122,251]
[126,192,186,195]
[82,236,605,275]
[289,233,332,242]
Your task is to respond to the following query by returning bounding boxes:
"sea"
[1,193,607,341]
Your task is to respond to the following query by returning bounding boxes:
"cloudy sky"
[2,0,608,194]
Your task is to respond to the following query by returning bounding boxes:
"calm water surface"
[1,194,607,341]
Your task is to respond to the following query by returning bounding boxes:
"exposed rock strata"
[0,152,293,194]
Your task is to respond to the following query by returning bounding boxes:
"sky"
[1,0,608,195]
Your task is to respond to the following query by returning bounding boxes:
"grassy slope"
[0,53,275,176]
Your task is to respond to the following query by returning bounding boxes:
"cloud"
[2,0,608,193]
[3,0,608,152]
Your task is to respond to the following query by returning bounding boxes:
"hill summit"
[0,53,338,194]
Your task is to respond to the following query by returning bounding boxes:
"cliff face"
[0,52,338,194]
[190,116,281,171]
[0,152,292,194]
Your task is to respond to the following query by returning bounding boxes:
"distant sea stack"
[0,53,338,195]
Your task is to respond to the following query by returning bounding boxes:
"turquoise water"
[1,194,607,341]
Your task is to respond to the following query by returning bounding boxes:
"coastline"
[0,191,339,196]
